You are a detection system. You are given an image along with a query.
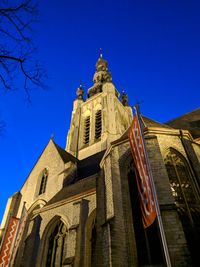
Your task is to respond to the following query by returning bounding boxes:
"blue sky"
[0,0,200,222]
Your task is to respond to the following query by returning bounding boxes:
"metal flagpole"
[135,104,172,267]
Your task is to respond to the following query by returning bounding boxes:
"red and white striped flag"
[9,203,28,267]
[0,217,19,267]
[128,105,157,228]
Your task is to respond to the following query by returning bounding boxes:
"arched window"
[164,148,200,265]
[84,116,90,145]
[39,169,48,195]
[91,220,97,266]
[85,210,96,267]
[164,148,198,210]
[46,220,67,267]
[95,110,102,140]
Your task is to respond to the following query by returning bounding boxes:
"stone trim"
[38,188,96,213]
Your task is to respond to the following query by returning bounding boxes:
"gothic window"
[84,116,90,144]
[164,148,198,208]
[46,221,67,267]
[164,148,200,265]
[39,169,48,195]
[95,110,102,140]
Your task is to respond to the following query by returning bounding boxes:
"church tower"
[1,54,199,267]
[66,53,133,159]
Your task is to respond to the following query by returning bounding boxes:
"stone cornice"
[33,188,96,215]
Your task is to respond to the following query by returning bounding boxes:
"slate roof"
[54,142,78,163]
[46,175,96,206]
[77,150,105,178]
[166,108,200,138]
[142,115,172,129]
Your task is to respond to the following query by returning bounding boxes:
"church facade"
[0,55,200,267]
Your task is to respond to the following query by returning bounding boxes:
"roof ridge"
[141,115,173,129]
[53,141,78,163]
[166,107,200,124]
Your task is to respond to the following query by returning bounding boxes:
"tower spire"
[86,52,112,98]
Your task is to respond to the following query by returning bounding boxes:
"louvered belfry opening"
[84,116,90,144]
[95,110,102,140]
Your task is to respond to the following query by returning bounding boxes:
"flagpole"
[135,104,172,267]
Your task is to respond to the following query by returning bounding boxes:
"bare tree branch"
[0,1,32,13]
[0,28,21,42]
[0,0,46,96]
[0,74,10,90]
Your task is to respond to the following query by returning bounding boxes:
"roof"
[77,150,105,178]
[142,115,172,129]
[110,115,174,146]
[166,108,200,138]
[46,175,96,206]
[46,150,104,206]
[54,142,78,163]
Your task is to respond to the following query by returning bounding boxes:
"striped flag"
[0,217,19,267]
[9,203,28,267]
[128,105,157,228]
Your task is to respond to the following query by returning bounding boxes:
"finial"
[51,133,54,140]
[76,82,84,100]
[99,48,103,58]
[121,89,129,106]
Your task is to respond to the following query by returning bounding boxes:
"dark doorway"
[128,163,164,266]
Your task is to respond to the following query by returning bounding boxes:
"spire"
[94,52,112,81]
[86,52,120,99]
[86,53,112,98]
[95,51,109,74]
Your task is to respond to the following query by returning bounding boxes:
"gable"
[19,139,77,212]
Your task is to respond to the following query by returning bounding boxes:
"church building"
[0,55,200,267]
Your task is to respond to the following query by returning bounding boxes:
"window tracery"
[46,221,67,267]
[164,148,200,264]
[164,148,197,207]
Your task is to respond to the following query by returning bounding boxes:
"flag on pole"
[128,105,157,228]
[0,217,19,267]
[9,203,28,267]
